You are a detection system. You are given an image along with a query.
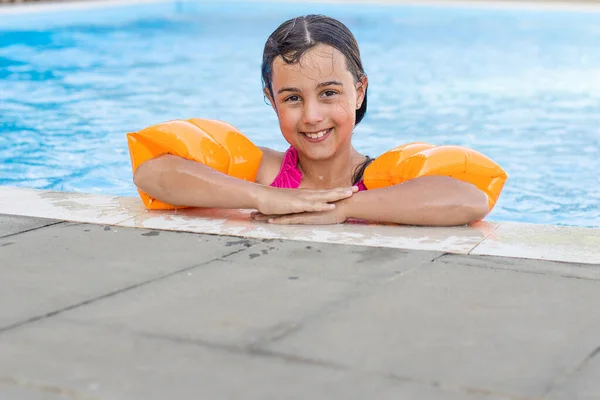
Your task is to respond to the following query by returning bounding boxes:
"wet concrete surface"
[1,213,599,399]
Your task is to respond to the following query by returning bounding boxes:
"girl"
[133,15,490,226]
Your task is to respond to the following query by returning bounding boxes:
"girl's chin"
[297,145,338,161]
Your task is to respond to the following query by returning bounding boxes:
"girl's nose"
[302,100,324,125]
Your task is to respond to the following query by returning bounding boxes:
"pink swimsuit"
[270,147,368,191]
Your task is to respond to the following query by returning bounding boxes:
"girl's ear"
[355,76,368,109]
[264,88,278,113]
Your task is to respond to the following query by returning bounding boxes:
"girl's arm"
[256,175,489,226]
[133,154,357,214]
[134,155,263,209]
[341,176,489,226]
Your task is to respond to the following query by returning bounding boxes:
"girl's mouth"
[301,128,333,143]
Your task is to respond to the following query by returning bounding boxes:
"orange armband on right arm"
[126,118,263,210]
[363,142,507,212]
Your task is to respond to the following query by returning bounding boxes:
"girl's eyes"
[285,95,300,102]
[283,90,338,103]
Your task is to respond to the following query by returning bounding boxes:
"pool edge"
[1,186,598,265]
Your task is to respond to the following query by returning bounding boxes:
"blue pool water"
[1,1,599,227]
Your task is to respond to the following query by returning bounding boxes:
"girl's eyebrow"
[316,80,343,88]
[276,81,343,95]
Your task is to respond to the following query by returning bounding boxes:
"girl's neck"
[297,145,365,189]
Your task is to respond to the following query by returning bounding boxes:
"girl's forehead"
[271,45,351,88]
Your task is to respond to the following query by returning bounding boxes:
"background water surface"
[1,1,599,226]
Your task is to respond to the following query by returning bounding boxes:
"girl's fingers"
[253,203,332,220]
[255,186,357,216]
[312,203,336,212]
[267,211,342,225]
[328,190,354,200]
[308,188,355,202]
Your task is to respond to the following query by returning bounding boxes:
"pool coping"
[1,186,598,265]
[1,0,600,15]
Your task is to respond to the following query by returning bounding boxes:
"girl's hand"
[253,186,357,216]
[251,201,349,225]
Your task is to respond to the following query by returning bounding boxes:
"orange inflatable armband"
[363,143,507,211]
[127,118,263,210]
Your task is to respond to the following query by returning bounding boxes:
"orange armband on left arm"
[363,143,508,211]
[126,118,263,210]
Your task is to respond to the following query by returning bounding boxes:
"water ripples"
[1,1,599,227]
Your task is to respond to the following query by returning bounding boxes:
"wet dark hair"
[352,155,373,185]
[261,14,368,126]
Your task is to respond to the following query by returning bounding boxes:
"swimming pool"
[1,0,599,227]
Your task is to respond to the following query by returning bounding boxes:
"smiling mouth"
[301,128,333,141]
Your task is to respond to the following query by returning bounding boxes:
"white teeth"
[305,129,329,139]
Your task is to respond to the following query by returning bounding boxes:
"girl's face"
[268,44,367,161]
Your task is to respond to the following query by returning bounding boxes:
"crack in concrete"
[0,244,259,336]
[136,329,530,399]
[430,252,450,262]
[0,375,102,400]
[580,345,600,368]
[139,330,347,370]
[543,343,600,397]
[0,221,64,240]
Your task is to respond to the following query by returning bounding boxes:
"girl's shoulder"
[255,146,286,186]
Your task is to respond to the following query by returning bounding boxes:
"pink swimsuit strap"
[270,147,367,191]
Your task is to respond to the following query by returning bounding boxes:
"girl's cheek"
[279,107,292,120]
[334,101,353,119]
[278,109,298,130]
[330,101,356,128]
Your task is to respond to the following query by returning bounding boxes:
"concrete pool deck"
[1,186,600,399]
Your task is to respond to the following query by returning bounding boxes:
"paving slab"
[0,221,260,331]
[265,261,600,399]
[57,241,439,347]
[0,214,60,238]
[0,319,507,400]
